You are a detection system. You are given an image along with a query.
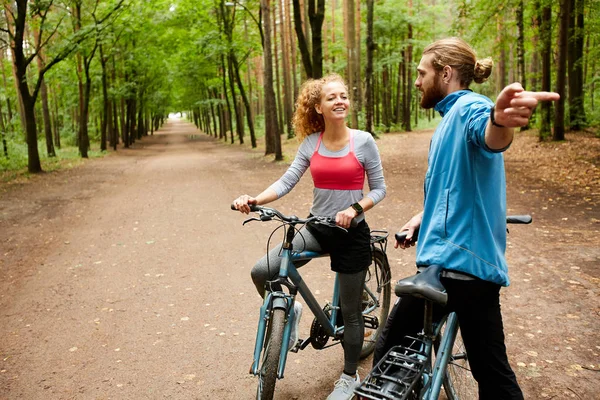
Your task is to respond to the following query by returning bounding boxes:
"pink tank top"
[310,132,365,190]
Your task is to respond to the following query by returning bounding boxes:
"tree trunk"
[100,44,110,151]
[0,101,7,157]
[364,0,374,134]
[346,0,358,128]
[382,65,391,132]
[33,28,55,157]
[9,1,42,172]
[228,53,244,144]
[516,0,529,131]
[279,0,294,138]
[232,53,257,147]
[221,55,234,143]
[539,2,552,140]
[262,0,282,159]
[496,15,507,92]
[404,11,413,132]
[309,0,325,79]
[292,0,313,78]
[273,5,284,136]
[567,0,586,130]
[553,0,568,141]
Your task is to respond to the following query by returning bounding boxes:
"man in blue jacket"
[373,38,559,399]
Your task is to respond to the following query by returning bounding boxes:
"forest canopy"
[0,0,598,173]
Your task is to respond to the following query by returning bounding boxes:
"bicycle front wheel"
[257,308,285,400]
[438,323,478,400]
[360,248,392,358]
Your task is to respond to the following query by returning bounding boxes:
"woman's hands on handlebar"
[232,194,258,214]
[336,208,357,229]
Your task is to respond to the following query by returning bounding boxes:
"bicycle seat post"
[423,300,435,339]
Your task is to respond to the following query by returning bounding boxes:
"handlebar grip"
[350,218,358,228]
[506,215,532,224]
[395,227,420,243]
[231,203,261,212]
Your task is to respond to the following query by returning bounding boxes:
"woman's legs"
[338,269,368,375]
[250,226,322,297]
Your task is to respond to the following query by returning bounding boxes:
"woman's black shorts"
[306,219,372,274]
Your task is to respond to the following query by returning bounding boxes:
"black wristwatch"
[490,105,505,128]
[351,202,364,215]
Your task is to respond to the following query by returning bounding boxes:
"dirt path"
[1,119,598,400]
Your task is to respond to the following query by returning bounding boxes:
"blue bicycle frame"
[250,246,344,379]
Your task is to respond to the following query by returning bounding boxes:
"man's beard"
[419,76,445,109]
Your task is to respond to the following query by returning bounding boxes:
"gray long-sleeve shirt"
[269,130,386,220]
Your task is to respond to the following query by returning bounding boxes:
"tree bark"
[33,28,55,157]
[404,10,413,132]
[279,0,293,138]
[364,0,374,134]
[292,0,312,78]
[553,0,568,141]
[516,0,529,131]
[567,0,586,130]
[539,2,552,139]
[347,0,358,128]
[262,0,282,159]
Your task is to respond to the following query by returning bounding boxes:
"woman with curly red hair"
[233,73,386,400]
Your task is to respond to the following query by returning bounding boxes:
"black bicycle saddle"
[395,264,448,306]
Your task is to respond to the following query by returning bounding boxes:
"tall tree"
[2,0,123,172]
[568,0,586,130]
[364,0,375,134]
[262,0,282,159]
[539,1,553,139]
[553,0,569,141]
[292,0,324,78]
[347,0,358,128]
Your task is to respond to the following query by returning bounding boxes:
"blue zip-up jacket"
[416,90,511,286]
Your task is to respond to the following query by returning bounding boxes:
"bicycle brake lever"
[242,217,262,225]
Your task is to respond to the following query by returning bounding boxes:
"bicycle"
[354,215,532,400]
[232,204,392,400]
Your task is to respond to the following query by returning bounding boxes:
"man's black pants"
[373,277,524,400]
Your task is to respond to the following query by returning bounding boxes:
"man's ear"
[442,65,453,84]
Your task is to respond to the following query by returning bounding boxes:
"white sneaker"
[288,302,302,350]
[326,372,360,400]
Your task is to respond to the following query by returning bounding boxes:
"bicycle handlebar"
[394,215,532,244]
[231,203,358,229]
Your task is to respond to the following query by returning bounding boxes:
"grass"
[0,140,107,183]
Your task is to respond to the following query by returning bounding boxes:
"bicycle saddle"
[395,264,448,306]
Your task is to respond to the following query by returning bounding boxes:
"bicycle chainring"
[310,314,330,349]
[310,306,344,350]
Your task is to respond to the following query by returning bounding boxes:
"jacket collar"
[434,89,473,117]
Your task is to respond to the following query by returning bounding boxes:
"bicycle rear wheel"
[360,248,391,358]
[256,308,285,400]
[437,322,478,400]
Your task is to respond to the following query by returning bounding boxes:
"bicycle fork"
[250,291,296,378]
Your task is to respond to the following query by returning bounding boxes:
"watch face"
[352,203,363,213]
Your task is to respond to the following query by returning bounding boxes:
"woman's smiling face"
[315,81,350,121]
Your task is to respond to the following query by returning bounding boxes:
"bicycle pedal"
[290,338,308,353]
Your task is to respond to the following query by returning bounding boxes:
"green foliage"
[0,140,105,180]
[1,0,599,178]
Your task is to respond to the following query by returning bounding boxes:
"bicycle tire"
[436,321,478,400]
[256,308,286,400]
[360,248,392,358]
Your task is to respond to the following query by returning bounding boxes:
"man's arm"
[485,83,560,150]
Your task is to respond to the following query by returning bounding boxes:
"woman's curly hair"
[292,73,349,140]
